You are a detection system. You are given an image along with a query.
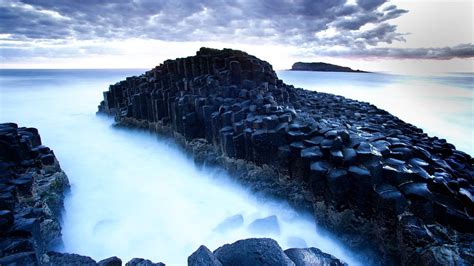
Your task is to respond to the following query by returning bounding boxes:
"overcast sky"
[0,0,472,73]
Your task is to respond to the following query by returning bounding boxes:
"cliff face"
[98,47,473,265]
[291,62,368,73]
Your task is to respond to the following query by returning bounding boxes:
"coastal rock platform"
[0,123,345,265]
[98,47,474,265]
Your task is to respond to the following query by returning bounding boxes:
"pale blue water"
[0,69,472,264]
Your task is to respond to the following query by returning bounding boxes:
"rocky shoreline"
[98,47,474,265]
[0,123,346,265]
[0,123,69,265]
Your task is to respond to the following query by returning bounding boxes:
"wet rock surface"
[0,123,70,265]
[213,238,295,266]
[98,47,474,265]
[0,123,346,265]
[285,247,347,266]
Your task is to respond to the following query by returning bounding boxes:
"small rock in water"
[248,214,281,235]
[213,214,244,233]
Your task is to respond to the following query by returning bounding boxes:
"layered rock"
[98,47,474,265]
[0,123,69,265]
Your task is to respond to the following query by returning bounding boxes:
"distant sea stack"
[98,47,473,265]
[291,62,369,73]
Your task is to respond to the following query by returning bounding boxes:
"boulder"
[214,238,295,266]
[125,258,165,266]
[188,245,222,266]
[43,251,97,266]
[284,247,347,266]
[98,256,122,266]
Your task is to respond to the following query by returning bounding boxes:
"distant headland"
[290,62,369,73]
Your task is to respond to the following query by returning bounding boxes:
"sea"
[1,69,472,265]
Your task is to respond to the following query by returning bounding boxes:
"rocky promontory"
[98,47,474,265]
[291,62,368,73]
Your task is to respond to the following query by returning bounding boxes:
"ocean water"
[278,70,473,156]
[1,69,472,265]
[0,69,360,265]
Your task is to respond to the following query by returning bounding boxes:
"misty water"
[1,69,472,265]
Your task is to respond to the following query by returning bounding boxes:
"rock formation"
[0,123,69,265]
[98,47,474,265]
[0,123,345,265]
[291,62,368,73]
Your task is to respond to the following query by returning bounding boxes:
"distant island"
[290,62,369,73]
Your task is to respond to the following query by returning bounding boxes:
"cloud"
[0,0,472,61]
[312,43,474,60]
[0,0,405,46]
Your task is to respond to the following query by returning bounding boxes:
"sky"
[0,0,472,73]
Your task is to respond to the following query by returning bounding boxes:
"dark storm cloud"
[0,0,472,60]
[0,0,403,43]
[358,0,386,11]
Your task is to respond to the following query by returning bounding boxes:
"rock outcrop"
[0,123,346,265]
[0,123,70,265]
[291,62,368,73]
[98,47,474,265]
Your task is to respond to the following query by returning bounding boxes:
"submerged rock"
[213,214,244,233]
[248,215,280,235]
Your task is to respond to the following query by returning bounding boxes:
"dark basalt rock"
[213,238,295,266]
[284,247,347,266]
[126,258,165,266]
[0,123,347,265]
[188,245,222,266]
[98,256,123,266]
[44,252,97,265]
[0,123,70,265]
[97,48,474,265]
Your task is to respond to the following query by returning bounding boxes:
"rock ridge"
[97,47,474,265]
